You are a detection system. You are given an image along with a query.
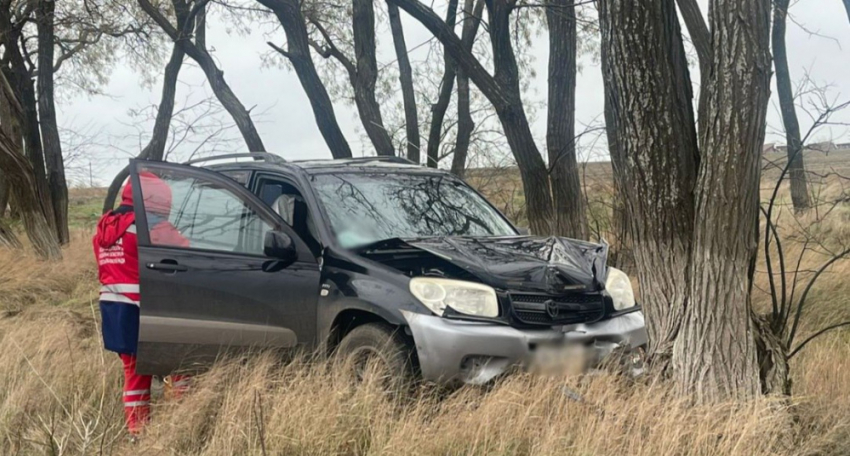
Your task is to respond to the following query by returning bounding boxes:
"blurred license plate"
[530,342,589,376]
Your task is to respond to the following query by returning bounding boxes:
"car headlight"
[605,267,636,310]
[409,278,499,318]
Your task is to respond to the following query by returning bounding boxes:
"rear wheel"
[335,323,415,392]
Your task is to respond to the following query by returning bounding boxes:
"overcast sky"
[61,1,850,185]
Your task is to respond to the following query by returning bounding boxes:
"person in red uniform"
[93,172,189,436]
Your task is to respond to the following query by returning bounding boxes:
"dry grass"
[1,176,850,455]
[0,230,98,313]
[1,300,848,455]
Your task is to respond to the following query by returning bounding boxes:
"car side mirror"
[517,227,530,235]
[264,230,298,262]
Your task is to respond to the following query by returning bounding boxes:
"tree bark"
[102,42,185,213]
[675,0,711,141]
[451,0,484,178]
[351,0,394,156]
[259,0,352,159]
[772,0,810,212]
[545,0,586,239]
[673,0,772,403]
[598,0,699,363]
[425,0,459,168]
[138,0,266,153]
[389,0,553,235]
[36,0,69,245]
[0,130,61,259]
[388,3,421,162]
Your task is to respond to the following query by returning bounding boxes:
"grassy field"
[0,162,849,455]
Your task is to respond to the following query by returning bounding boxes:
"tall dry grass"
[1,179,849,455]
[1,301,848,455]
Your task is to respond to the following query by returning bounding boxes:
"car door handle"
[146,261,188,273]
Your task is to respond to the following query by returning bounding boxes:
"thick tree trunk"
[259,0,352,159]
[390,0,553,234]
[451,0,484,178]
[772,0,810,212]
[351,0,394,156]
[0,131,61,259]
[388,3,421,162]
[598,0,699,363]
[36,0,69,245]
[138,0,266,153]
[673,0,773,403]
[425,0,459,168]
[546,0,586,239]
[102,42,185,213]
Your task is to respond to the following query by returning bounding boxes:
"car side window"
[258,177,322,254]
[138,168,272,256]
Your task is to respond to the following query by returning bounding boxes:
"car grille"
[509,292,605,326]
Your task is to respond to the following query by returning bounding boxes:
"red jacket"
[94,209,140,305]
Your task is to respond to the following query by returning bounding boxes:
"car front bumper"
[402,310,648,385]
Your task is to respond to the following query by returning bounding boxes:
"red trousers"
[119,354,189,435]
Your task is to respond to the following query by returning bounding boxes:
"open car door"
[129,160,321,375]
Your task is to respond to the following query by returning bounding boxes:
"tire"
[335,322,415,392]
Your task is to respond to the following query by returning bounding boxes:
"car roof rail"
[344,156,417,165]
[183,152,287,166]
[289,156,418,166]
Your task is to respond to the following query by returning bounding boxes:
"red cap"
[120,171,173,217]
[121,179,134,206]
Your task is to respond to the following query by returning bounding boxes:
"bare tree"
[387,3,420,162]
[138,0,266,153]
[424,0,459,168]
[259,0,352,159]
[0,84,61,259]
[102,41,185,213]
[304,0,394,156]
[601,0,776,402]
[674,0,772,403]
[451,0,484,177]
[599,0,698,366]
[388,0,554,235]
[772,0,811,212]
[546,0,586,239]
[0,2,57,237]
[36,0,70,244]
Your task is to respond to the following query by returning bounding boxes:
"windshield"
[311,173,517,248]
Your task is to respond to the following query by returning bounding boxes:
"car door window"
[137,168,272,256]
[258,177,321,253]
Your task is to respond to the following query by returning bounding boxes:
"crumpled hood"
[363,236,609,294]
[94,211,135,249]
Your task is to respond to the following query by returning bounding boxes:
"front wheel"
[335,322,415,392]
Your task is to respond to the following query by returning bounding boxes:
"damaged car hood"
[361,236,609,294]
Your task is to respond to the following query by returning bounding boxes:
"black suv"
[128,153,646,385]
